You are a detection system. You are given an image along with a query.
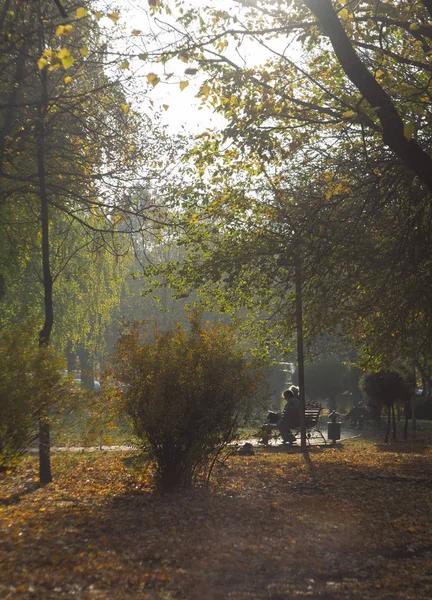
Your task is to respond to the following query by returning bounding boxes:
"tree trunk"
[295,256,307,452]
[36,2,53,485]
[392,404,397,440]
[66,341,77,373]
[78,346,94,390]
[411,393,417,433]
[404,400,409,440]
[385,406,391,443]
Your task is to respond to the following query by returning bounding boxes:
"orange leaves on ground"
[1,432,432,599]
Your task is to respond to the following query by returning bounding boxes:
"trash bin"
[327,410,341,444]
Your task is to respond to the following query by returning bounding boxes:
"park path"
[36,426,361,453]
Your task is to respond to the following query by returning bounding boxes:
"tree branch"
[303,0,432,194]
[53,0,68,18]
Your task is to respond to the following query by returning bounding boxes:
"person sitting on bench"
[278,386,300,444]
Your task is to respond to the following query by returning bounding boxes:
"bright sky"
[104,0,276,134]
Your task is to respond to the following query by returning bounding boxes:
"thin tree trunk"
[404,400,409,440]
[36,2,53,485]
[78,346,94,390]
[295,256,307,452]
[411,393,417,433]
[392,404,397,440]
[385,406,391,443]
[66,341,77,372]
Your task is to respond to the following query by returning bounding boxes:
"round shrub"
[110,314,266,493]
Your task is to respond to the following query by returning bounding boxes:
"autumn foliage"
[108,313,266,492]
[0,328,68,471]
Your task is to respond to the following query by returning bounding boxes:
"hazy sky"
[110,0,276,134]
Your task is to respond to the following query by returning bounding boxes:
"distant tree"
[361,371,411,442]
[342,366,363,404]
[293,360,348,410]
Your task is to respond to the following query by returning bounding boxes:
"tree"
[0,0,170,482]
[361,370,412,441]
[133,0,432,371]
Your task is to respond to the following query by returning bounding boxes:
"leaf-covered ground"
[2,428,432,599]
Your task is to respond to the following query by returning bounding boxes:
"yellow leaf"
[76,7,88,19]
[132,29,142,36]
[121,103,129,113]
[138,53,148,61]
[179,80,189,91]
[62,56,75,69]
[375,69,385,79]
[64,76,72,84]
[64,24,73,34]
[43,48,53,58]
[79,47,89,56]
[57,48,70,59]
[342,110,355,119]
[107,12,119,23]
[37,57,48,70]
[147,72,160,86]
[48,63,60,71]
[339,8,349,20]
[163,104,169,111]
[120,60,130,70]
[198,82,210,97]
[94,11,103,19]
[55,25,65,36]
[403,122,414,141]
[409,23,421,31]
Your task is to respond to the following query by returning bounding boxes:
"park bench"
[259,400,327,445]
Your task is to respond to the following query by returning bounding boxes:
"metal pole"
[295,257,307,452]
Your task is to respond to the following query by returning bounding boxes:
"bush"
[0,333,33,469]
[109,313,267,493]
[0,328,69,470]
